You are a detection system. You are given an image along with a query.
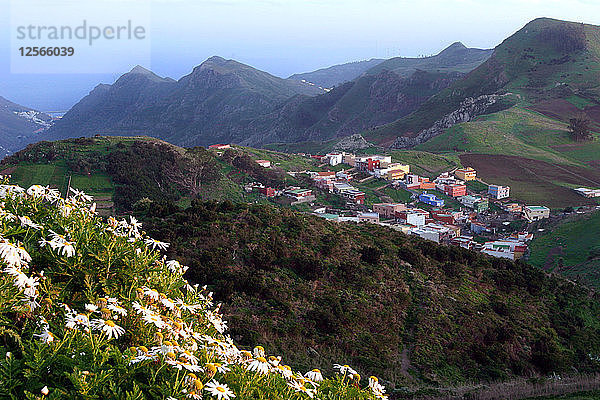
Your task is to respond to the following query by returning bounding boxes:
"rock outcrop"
[333,134,373,151]
[391,94,506,149]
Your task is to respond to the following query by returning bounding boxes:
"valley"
[2,14,600,400]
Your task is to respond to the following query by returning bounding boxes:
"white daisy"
[144,238,169,251]
[34,330,55,344]
[287,380,315,398]
[91,319,125,340]
[142,313,167,329]
[18,215,43,230]
[246,357,270,375]
[107,303,128,317]
[305,369,323,382]
[204,380,236,400]
[333,364,358,376]
[0,240,31,267]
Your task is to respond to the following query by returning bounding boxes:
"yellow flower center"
[193,379,203,390]
[217,387,226,393]
[105,320,116,327]
[139,346,149,353]
[257,357,267,363]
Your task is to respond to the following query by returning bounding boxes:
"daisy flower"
[142,287,160,301]
[92,319,125,340]
[305,369,323,382]
[275,365,293,379]
[204,380,236,400]
[142,313,167,329]
[333,364,357,376]
[69,187,93,202]
[246,357,270,375]
[107,303,128,317]
[287,380,315,398]
[26,185,45,198]
[18,215,42,230]
[0,240,31,267]
[144,238,169,251]
[34,330,55,344]
[214,363,231,374]
[85,304,98,313]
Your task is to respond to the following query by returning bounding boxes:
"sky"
[1,0,600,110]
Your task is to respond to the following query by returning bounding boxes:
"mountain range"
[3,17,600,162]
[43,42,491,148]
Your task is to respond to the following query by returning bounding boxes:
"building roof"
[359,212,379,218]
[525,205,549,211]
[287,189,311,194]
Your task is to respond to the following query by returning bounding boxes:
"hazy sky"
[1,0,600,109]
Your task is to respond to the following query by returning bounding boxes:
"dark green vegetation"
[0,96,52,158]
[529,210,600,288]
[139,201,600,388]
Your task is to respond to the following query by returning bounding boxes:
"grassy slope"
[529,210,600,288]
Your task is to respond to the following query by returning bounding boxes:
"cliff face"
[391,94,508,148]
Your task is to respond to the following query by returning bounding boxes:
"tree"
[166,147,221,198]
[568,115,593,142]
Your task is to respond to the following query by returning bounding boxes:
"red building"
[431,210,456,224]
[356,158,381,172]
[259,187,276,197]
[346,190,365,205]
[444,184,466,197]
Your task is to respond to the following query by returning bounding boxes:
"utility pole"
[65,175,72,199]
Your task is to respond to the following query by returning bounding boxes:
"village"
[208,145,595,262]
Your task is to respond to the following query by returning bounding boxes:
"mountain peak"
[203,56,227,64]
[123,65,170,83]
[129,65,152,74]
[448,41,467,49]
[438,41,469,56]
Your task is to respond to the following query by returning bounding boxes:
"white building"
[523,206,550,222]
[574,187,600,198]
[488,185,510,199]
[326,153,343,166]
[397,211,425,227]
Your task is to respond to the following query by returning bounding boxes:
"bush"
[0,180,386,400]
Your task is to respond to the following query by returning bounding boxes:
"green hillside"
[365,18,600,145]
[529,210,600,288]
[0,136,315,213]
[412,106,600,207]
[140,200,600,390]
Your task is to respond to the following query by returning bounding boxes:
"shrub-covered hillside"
[139,200,600,387]
[0,137,300,213]
[0,181,386,399]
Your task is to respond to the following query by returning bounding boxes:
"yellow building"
[455,167,476,181]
